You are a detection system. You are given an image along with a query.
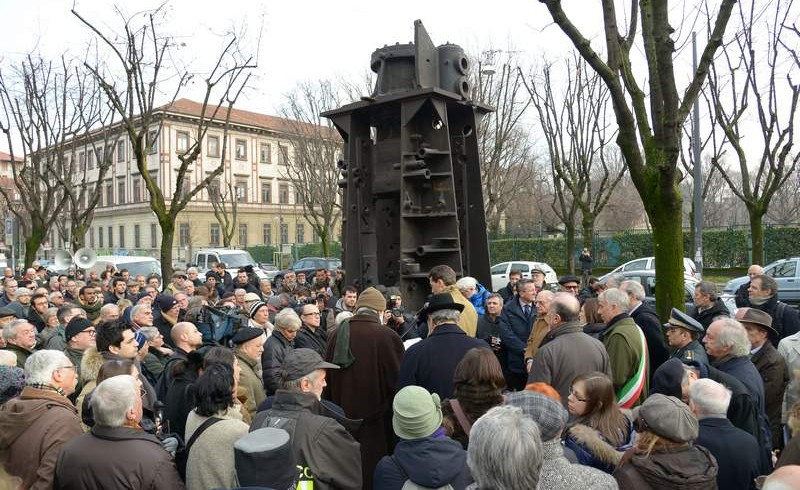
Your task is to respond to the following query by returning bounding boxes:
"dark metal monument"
[323,20,493,311]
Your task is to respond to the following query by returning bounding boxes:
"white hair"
[0,350,18,366]
[275,308,302,332]
[24,350,70,385]
[690,378,732,417]
[3,319,30,342]
[456,276,478,290]
[430,309,461,326]
[620,280,646,302]
[100,303,119,317]
[598,288,630,311]
[714,318,751,358]
[468,405,543,489]
[92,375,138,427]
[138,326,161,342]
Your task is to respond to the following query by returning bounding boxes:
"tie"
[524,304,531,320]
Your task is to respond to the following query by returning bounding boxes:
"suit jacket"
[602,314,649,406]
[696,417,761,490]
[499,298,535,374]
[751,341,789,448]
[629,302,670,377]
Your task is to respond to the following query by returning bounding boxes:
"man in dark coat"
[498,278,536,390]
[704,318,774,469]
[748,274,800,346]
[324,287,404,490]
[621,280,670,377]
[262,309,299,395]
[665,308,709,365]
[496,269,522,303]
[397,293,488,399]
[692,280,730,331]
[737,307,789,450]
[735,264,763,308]
[690,377,761,490]
[476,294,508,380]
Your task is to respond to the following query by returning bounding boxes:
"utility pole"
[692,32,704,276]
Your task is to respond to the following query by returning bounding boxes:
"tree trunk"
[24,225,46,269]
[320,230,330,257]
[645,187,685,321]
[748,206,765,265]
[159,216,176,281]
[223,231,232,248]
[70,223,88,253]
[565,222,576,274]
[581,212,595,255]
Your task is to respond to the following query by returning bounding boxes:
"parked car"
[259,263,279,282]
[88,255,162,280]
[601,257,699,281]
[599,269,701,313]
[192,248,269,282]
[723,257,800,307]
[274,257,342,288]
[490,261,559,292]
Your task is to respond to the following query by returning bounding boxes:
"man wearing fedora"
[664,308,709,366]
[737,307,789,450]
[250,348,362,490]
[397,293,488,399]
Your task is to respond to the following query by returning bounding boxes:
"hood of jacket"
[468,283,489,308]
[80,346,105,383]
[392,437,467,487]
[628,445,718,490]
[567,422,631,466]
[0,386,77,447]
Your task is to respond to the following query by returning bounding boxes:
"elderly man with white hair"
[690,378,761,490]
[2,319,37,368]
[598,288,649,407]
[0,350,81,489]
[620,279,670,375]
[262,308,301,395]
[54,375,185,489]
[456,276,491,316]
[466,405,544,490]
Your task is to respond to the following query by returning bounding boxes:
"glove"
[161,436,179,456]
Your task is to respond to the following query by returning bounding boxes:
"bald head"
[747,264,763,279]
[171,321,202,350]
[763,465,800,490]
[550,292,580,325]
[535,290,554,314]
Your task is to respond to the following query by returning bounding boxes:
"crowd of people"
[1,259,800,489]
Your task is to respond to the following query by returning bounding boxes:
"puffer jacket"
[0,386,82,490]
[467,284,491,317]
[373,436,473,490]
[613,444,718,490]
[261,329,294,395]
[563,419,634,474]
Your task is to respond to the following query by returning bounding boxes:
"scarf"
[331,318,355,368]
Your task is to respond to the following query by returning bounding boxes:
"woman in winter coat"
[614,394,718,489]
[581,299,606,339]
[563,372,634,473]
[374,386,473,490]
[261,308,300,395]
[184,363,249,490]
[441,348,506,449]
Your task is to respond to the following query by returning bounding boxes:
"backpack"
[195,304,245,344]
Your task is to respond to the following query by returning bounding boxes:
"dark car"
[600,270,700,313]
[273,257,341,288]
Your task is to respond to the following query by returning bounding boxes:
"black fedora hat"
[419,293,464,319]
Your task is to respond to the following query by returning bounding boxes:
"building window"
[119,225,125,248]
[260,142,271,164]
[278,183,289,204]
[98,226,104,248]
[210,224,220,247]
[78,151,85,169]
[105,182,113,206]
[208,179,220,200]
[235,139,247,160]
[134,224,140,248]
[294,186,304,205]
[262,223,272,245]
[277,144,289,165]
[235,180,248,202]
[107,226,113,248]
[280,223,289,244]
[87,149,95,170]
[312,229,318,243]
[116,139,125,161]
[150,223,157,248]
[261,182,271,203]
[176,131,189,153]
[148,131,158,154]
[296,224,305,244]
[117,180,126,205]
[179,223,190,247]
[207,135,220,157]
[89,226,95,248]
[132,177,141,203]
[238,223,248,247]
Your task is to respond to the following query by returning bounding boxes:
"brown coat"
[751,340,789,449]
[324,312,404,490]
[0,387,82,490]
[443,284,478,337]
[524,316,550,361]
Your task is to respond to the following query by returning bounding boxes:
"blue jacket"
[498,297,535,374]
[467,284,491,316]
[396,324,488,399]
[373,437,473,490]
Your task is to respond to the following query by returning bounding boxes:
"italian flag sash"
[616,324,648,408]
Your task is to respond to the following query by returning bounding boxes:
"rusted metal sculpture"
[323,20,493,311]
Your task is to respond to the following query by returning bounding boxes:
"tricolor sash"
[616,325,648,408]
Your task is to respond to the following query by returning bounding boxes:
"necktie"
[524,304,531,319]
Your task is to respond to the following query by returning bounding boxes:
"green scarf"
[331,318,355,368]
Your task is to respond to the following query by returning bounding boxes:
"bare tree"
[471,53,537,235]
[278,80,343,257]
[73,6,257,279]
[0,54,86,267]
[766,169,800,224]
[528,54,626,272]
[539,0,737,319]
[209,180,238,247]
[707,0,800,264]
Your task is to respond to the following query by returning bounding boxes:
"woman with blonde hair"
[563,371,633,473]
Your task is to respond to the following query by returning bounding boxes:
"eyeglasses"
[80,329,97,336]
[139,388,147,398]
[564,285,579,290]
[569,388,588,403]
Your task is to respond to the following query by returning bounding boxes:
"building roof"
[161,98,339,139]
[0,152,22,163]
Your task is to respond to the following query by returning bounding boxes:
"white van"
[88,255,162,279]
[192,248,267,281]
